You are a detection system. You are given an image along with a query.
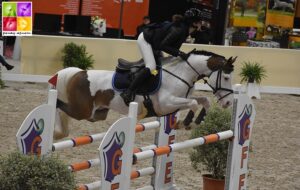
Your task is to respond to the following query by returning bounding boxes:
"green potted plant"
[0,152,76,190]
[61,42,94,70]
[239,61,267,99]
[189,103,231,190]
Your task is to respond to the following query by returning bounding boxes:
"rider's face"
[189,21,201,34]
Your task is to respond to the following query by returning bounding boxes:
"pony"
[49,50,236,139]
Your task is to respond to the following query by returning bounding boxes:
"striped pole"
[69,144,157,172]
[68,158,100,172]
[77,181,101,190]
[52,121,160,151]
[130,167,155,180]
[137,186,154,190]
[134,130,233,163]
[77,167,155,190]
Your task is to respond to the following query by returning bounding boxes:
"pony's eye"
[224,77,229,81]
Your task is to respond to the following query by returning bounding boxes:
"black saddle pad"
[112,69,162,95]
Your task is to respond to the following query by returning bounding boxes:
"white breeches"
[137,33,156,71]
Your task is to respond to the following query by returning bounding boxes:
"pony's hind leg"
[54,110,70,140]
[88,108,109,122]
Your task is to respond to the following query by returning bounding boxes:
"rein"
[161,67,194,97]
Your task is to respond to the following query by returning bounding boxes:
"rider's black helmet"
[184,8,202,24]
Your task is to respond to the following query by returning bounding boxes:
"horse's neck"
[163,55,211,84]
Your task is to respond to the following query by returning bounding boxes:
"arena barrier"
[16,85,255,190]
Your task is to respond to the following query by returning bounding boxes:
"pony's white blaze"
[51,51,236,139]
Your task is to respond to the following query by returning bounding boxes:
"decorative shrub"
[61,42,94,70]
[189,103,231,179]
[0,152,76,190]
[239,61,267,84]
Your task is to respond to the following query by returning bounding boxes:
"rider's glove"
[178,51,189,61]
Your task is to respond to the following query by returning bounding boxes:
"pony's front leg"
[165,96,198,114]
[183,96,211,127]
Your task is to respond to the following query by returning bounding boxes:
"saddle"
[112,58,162,95]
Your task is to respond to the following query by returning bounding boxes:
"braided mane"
[190,50,234,74]
[191,50,225,59]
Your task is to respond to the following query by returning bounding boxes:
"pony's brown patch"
[94,89,115,107]
[66,71,93,120]
[207,56,226,71]
[206,56,235,74]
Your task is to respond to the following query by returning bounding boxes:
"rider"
[120,8,203,105]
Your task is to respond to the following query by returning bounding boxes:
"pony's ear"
[230,56,237,65]
[227,56,233,63]
[223,56,236,73]
[226,56,237,66]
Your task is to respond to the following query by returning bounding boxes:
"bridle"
[161,51,233,101]
[185,59,233,101]
[201,70,233,101]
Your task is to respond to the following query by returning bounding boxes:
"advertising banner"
[265,0,296,28]
[17,0,149,37]
[82,0,149,36]
[231,0,266,28]
[29,0,80,15]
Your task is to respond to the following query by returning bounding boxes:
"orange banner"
[18,0,149,36]
[18,0,80,15]
[83,0,149,36]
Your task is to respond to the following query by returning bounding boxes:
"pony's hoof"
[184,125,192,130]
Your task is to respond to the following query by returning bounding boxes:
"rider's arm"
[159,27,184,57]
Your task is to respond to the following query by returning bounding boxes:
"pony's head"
[206,55,236,108]
[188,50,236,108]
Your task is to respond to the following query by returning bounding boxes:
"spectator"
[0,55,14,70]
[135,16,151,39]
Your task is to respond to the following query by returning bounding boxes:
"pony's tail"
[48,67,82,100]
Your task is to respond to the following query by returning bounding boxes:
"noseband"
[203,70,233,101]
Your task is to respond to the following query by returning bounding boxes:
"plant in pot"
[189,103,231,190]
[61,42,94,70]
[0,152,76,190]
[239,61,267,99]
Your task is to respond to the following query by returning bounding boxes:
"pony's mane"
[191,50,225,59]
[191,50,234,74]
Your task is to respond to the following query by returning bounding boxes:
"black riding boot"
[120,68,151,106]
[0,55,14,70]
